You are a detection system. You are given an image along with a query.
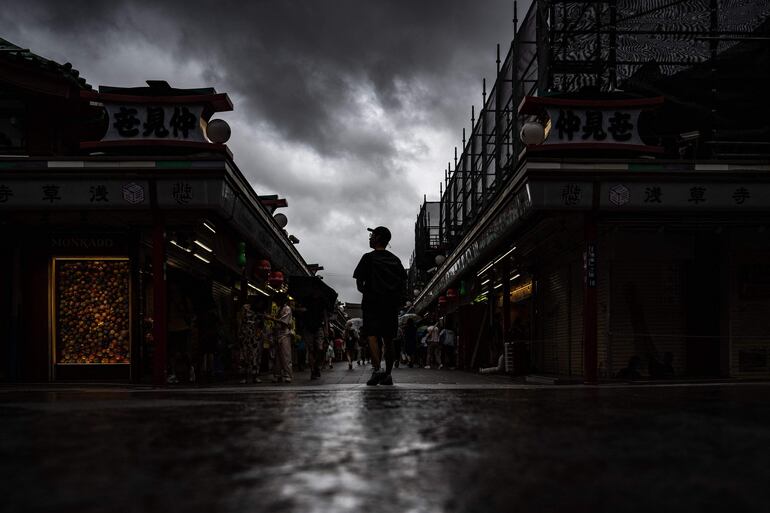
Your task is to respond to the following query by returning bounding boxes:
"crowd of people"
[156,224,464,385]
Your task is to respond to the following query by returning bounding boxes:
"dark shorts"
[362,297,399,339]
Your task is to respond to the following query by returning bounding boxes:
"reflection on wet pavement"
[2,385,770,512]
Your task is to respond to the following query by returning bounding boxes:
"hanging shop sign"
[79,89,232,150]
[600,182,770,210]
[518,96,664,153]
[102,104,206,142]
[0,179,150,208]
[527,181,594,209]
[416,185,532,312]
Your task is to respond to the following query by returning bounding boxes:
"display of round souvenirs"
[57,260,130,364]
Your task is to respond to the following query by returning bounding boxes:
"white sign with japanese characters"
[102,104,206,142]
[545,107,645,147]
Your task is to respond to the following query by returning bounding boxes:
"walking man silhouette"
[353,226,407,386]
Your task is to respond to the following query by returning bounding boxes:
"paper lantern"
[257,259,271,278]
[268,271,284,288]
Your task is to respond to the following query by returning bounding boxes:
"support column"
[151,212,168,386]
[502,260,511,344]
[583,213,598,384]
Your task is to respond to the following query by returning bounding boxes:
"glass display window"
[52,257,131,365]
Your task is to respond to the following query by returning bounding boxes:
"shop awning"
[289,275,338,311]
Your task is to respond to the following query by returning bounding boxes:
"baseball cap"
[367,226,391,243]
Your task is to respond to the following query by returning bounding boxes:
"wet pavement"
[3,365,770,513]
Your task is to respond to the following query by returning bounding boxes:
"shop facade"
[410,1,770,382]
[0,40,318,384]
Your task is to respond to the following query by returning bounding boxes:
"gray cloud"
[2,0,521,301]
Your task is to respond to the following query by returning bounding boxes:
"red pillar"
[583,213,598,384]
[152,212,168,386]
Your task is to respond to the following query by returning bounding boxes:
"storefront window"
[53,258,131,365]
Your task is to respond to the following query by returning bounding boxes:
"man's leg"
[368,335,381,370]
[382,337,394,375]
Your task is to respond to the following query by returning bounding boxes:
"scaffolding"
[434,0,770,258]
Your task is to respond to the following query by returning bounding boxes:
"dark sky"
[2,0,526,302]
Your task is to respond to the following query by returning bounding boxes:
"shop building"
[0,38,329,383]
[411,1,770,382]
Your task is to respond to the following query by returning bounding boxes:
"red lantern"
[257,259,271,279]
[437,295,448,305]
[268,271,284,288]
[446,288,458,300]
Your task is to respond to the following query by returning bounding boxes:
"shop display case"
[52,258,131,368]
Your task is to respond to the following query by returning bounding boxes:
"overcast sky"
[2,0,525,302]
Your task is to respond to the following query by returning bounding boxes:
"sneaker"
[239,378,247,384]
[166,374,178,384]
[284,378,292,384]
[253,377,262,383]
[366,371,384,386]
[438,365,444,370]
[380,373,394,386]
[349,363,353,370]
[424,365,431,369]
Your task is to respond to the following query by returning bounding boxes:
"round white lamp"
[206,119,231,143]
[520,122,545,145]
[274,213,288,228]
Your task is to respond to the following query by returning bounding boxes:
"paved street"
[3,365,770,513]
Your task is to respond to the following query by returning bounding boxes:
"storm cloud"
[2,0,521,301]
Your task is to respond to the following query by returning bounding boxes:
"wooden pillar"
[583,213,598,384]
[151,212,168,386]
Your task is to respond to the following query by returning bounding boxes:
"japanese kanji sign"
[545,107,645,147]
[102,104,206,143]
[518,96,664,153]
[599,183,770,209]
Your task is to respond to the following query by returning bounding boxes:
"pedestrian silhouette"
[353,226,407,386]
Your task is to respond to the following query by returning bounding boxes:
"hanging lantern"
[437,295,448,306]
[268,271,284,288]
[257,259,271,278]
[237,242,247,267]
[446,288,458,301]
[459,280,467,296]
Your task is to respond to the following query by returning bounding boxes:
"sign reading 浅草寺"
[102,104,206,142]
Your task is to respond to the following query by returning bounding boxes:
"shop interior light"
[509,273,521,282]
[203,221,217,234]
[493,283,503,290]
[247,282,270,297]
[170,240,192,253]
[194,240,213,253]
[476,261,494,277]
[193,253,211,264]
[481,279,490,286]
[493,246,517,265]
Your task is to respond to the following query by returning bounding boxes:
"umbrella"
[346,318,363,330]
[398,313,421,326]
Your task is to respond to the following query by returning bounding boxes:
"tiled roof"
[0,37,92,90]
